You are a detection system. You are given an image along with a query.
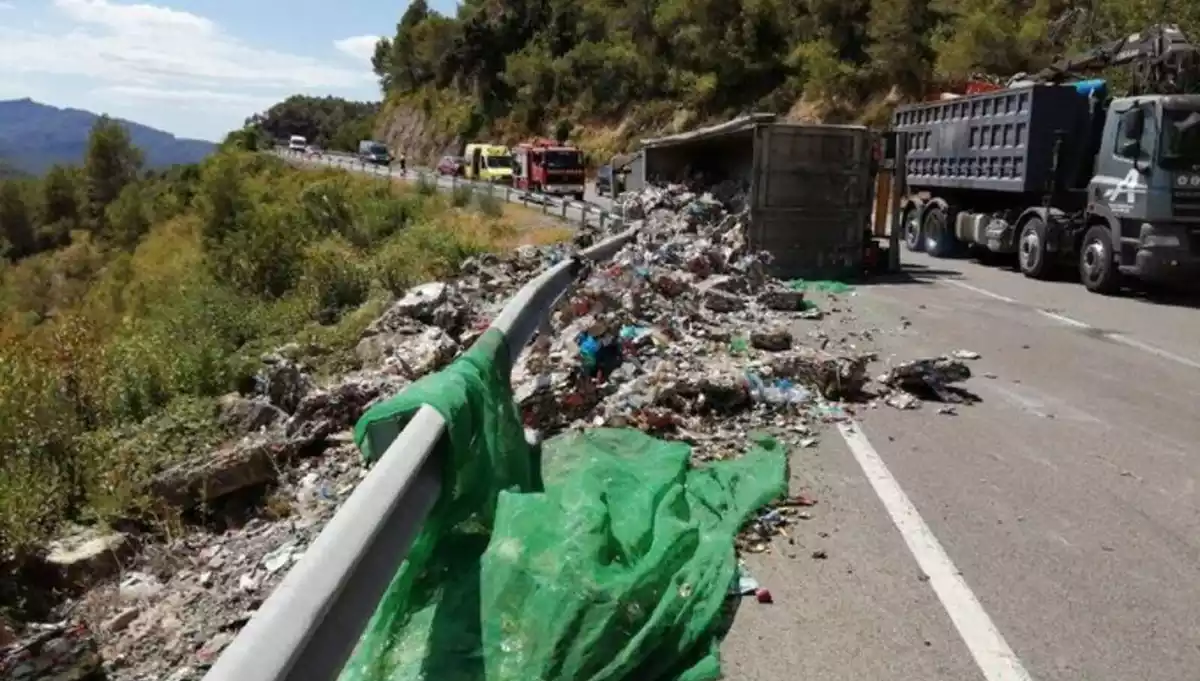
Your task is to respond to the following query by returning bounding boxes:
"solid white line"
[837,422,1035,681]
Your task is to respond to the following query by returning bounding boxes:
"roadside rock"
[217,395,285,435]
[44,528,135,590]
[149,434,326,510]
[257,360,312,414]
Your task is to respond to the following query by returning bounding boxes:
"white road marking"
[943,279,1200,372]
[837,422,1035,681]
[945,279,1018,304]
[1034,309,1090,329]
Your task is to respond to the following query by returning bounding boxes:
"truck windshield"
[369,144,388,156]
[484,155,512,169]
[543,150,582,170]
[1159,108,1200,168]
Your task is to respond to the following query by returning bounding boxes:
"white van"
[288,135,307,152]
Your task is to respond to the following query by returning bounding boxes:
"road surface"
[301,149,1200,681]
[722,250,1200,681]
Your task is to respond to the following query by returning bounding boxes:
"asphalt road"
[298,149,1200,680]
[723,251,1200,681]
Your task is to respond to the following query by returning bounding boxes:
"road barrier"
[201,150,639,681]
[274,147,624,231]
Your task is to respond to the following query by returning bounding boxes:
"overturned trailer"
[634,114,875,280]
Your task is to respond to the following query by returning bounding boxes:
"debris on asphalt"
[6,181,980,681]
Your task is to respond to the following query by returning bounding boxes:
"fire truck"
[512,138,586,201]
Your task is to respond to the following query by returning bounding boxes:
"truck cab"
[1089,95,1200,284]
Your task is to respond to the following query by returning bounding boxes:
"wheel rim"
[1019,226,1040,271]
[1082,238,1107,282]
[904,212,921,247]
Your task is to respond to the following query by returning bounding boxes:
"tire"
[902,205,924,252]
[1017,216,1052,279]
[922,204,958,257]
[1079,224,1121,294]
[574,192,585,202]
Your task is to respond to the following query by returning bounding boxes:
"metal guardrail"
[273,147,623,231]
[201,152,640,681]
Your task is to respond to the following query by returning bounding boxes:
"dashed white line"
[837,422,1035,681]
[943,279,1200,372]
[944,279,1018,304]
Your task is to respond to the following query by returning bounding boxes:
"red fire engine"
[512,138,586,201]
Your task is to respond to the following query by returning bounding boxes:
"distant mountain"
[0,98,215,175]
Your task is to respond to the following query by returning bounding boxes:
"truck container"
[639,114,874,280]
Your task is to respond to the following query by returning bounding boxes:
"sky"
[0,0,457,141]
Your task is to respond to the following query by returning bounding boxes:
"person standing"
[399,151,408,175]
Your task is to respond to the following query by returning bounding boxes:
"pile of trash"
[516,181,974,454]
[1,181,980,681]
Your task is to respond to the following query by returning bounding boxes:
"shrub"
[450,184,474,207]
[301,236,371,322]
[415,174,438,196]
[475,191,504,218]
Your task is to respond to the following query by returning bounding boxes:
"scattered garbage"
[10,179,984,681]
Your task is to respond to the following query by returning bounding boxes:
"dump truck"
[512,138,585,200]
[893,24,1200,293]
[463,143,514,184]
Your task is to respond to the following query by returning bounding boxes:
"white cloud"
[0,2,14,9]
[334,35,382,63]
[0,0,377,133]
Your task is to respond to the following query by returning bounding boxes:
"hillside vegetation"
[370,0,1200,157]
[0,98,214,175]
[0,117,541,563]
[245,95,380,153]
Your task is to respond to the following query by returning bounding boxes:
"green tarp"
[343,328,787,681]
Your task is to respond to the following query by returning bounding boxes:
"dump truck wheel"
[1080,225,1121,294]
[902,205,924,252]
[1017,216,1052,279]
[922,204,958,258]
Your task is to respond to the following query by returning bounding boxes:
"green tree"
[0,181,36,260]
[105,184,150,249]
[83,116,143,232]
[867,0,935,95]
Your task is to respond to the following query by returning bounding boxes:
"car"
[436,155,465,176]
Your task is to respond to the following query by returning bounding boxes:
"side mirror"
[1123,108,1145,139]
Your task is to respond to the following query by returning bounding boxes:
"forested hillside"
[245,95,380,152]
[370,0,1200,156]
